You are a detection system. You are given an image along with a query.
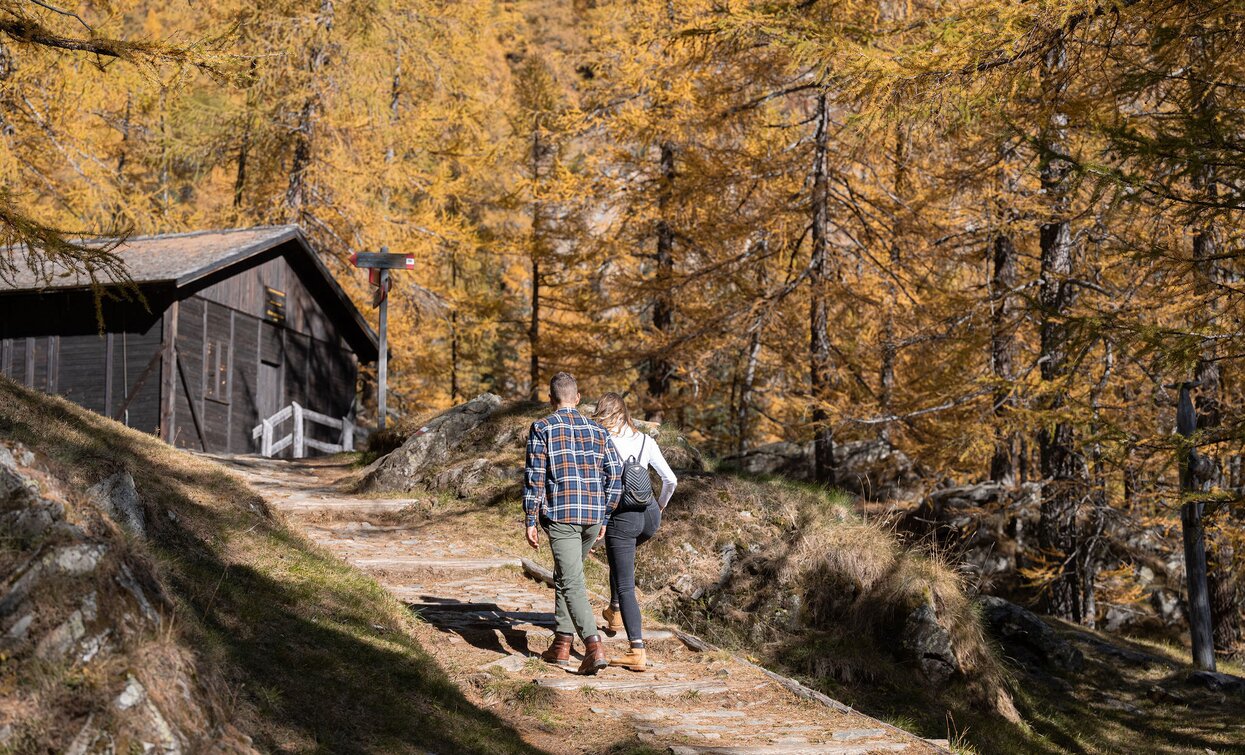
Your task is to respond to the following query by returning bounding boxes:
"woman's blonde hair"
[593,392,635,434]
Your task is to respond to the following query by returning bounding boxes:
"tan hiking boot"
[602,606,624,636]
[608,646,647,672]
[577,635,608,675]
[541,633,573,666]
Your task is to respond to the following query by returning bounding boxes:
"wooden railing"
[251,401,355,458]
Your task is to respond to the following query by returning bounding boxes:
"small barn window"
[205,338,230,402]
[265,287,286,325]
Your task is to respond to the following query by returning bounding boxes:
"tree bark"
[879,122,906,444]
[647,141,676,421]
[990,233,1019,484]
[809,93,835,486]
[1036,34,1089,622]
[737,324,762,454]
[528,125,544,401]
[286,0,334,216]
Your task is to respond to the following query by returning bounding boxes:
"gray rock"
[902,597,962,685]
[116,675,146,710]
[898,483,1042,582]
[671,574,695,595]
[36,592,97,660]
[4,612,33,642]
[1150,588,1184,625]
[1187,670,1245,696]
[89,471,146,537]
[979,595,1084,672]
[720,439,921,500]
[720,441,808,478]
[360,393,503,492]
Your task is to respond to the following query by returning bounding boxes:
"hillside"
[0,376,541,753]
[359,396,1245,754]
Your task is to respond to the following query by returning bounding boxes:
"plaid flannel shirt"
[523,408,623,528]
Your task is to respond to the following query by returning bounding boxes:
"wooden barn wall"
[0,293,165,435]
[196,254,337,344]
[171,293,357,454]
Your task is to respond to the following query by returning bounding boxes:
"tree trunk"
[737,324,762,454]
[647,141,676,422]
[450,252,461,402]
[286,0,334,216]
[1188,32,1240,654]
[809,93,835,486]
[990,233,1019,484]
[1036,34,1088,622]
[879,122,906,444]
[528,127,544,401]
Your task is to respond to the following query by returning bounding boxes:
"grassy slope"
[0,377,544,754]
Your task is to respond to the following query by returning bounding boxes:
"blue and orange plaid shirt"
[523,407,623,528]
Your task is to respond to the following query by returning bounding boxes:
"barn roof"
[0,225,380,362]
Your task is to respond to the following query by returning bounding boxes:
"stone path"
[212,455,948,755]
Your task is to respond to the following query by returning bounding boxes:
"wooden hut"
[0,226,378,455]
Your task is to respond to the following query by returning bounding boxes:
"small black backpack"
[616,434,655,513]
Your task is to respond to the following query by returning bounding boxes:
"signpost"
[350,247,414,430]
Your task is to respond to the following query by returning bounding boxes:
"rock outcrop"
[0,442,257,754]
[978,595,1084,673]
[358,393,504,492]
[720,439,922,500]
[899,481,1196,634]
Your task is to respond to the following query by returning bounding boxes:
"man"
[523,372,623,675]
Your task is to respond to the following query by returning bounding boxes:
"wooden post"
[261,417,274,458]
[377,268,389,431]
[1177,382,1217,671]
[292,401,305,459]
[341,418,354,452]
[159,301,179,443]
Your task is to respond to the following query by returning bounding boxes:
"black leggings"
[605,503,662,642]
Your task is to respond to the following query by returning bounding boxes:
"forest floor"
[212,452,949,755]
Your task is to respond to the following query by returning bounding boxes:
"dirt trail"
[213,454,948,755]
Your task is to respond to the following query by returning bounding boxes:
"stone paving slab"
[535,676,732,697]
[666,744,909,755]
[351,556,524,570]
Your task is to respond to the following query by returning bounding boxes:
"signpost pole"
[378,268,389,431]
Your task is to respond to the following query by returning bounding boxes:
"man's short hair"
[550,372,578,404]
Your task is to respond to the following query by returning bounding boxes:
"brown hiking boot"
[608,646,647,672]
[601,606,624,636]
[541,633,573,666]
[577,635,608,675]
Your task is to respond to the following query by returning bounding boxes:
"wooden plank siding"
[169,290,357,454]
[0,302,165,436]
[1,234,368,456]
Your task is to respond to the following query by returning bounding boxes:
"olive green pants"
[543,519,602,640]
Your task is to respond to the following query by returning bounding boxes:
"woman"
[592,392,677,671]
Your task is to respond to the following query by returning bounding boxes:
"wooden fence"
[251,401,355,458]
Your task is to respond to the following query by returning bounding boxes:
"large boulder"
[720,441,808,479]
[979,595,1084,673]
[359,393,503,492]
[897,482,1041,585]
[719,439,920,500]
[902,595,963,685]
[833,440,921,501]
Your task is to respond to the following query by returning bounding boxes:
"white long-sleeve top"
[607,427,678,509]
